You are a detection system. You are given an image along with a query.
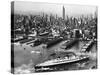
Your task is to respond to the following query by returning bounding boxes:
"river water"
[14,40,97,74]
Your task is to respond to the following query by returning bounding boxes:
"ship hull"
[35,56,89,70]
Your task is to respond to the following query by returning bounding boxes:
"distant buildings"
[62,6,65,20]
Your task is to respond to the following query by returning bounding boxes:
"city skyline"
[14,1,97,17]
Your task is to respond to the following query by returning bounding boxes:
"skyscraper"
[63,6,65,20]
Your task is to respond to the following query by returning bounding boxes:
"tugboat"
[35,54,89,72]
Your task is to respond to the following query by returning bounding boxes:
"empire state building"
[62,6,65,20]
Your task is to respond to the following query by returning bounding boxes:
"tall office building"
[62,6,65,20]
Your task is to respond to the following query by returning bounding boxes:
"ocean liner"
[35,54,89,71]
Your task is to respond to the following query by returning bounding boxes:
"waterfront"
[11,2,97,74]
[13,40,97,73]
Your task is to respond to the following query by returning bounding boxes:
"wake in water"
[14,60,35,74]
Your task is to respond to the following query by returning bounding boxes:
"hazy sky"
[14,1,97,17]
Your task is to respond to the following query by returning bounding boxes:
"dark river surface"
[14,40,97,74]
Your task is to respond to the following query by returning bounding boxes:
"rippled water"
[14,41,97,74]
